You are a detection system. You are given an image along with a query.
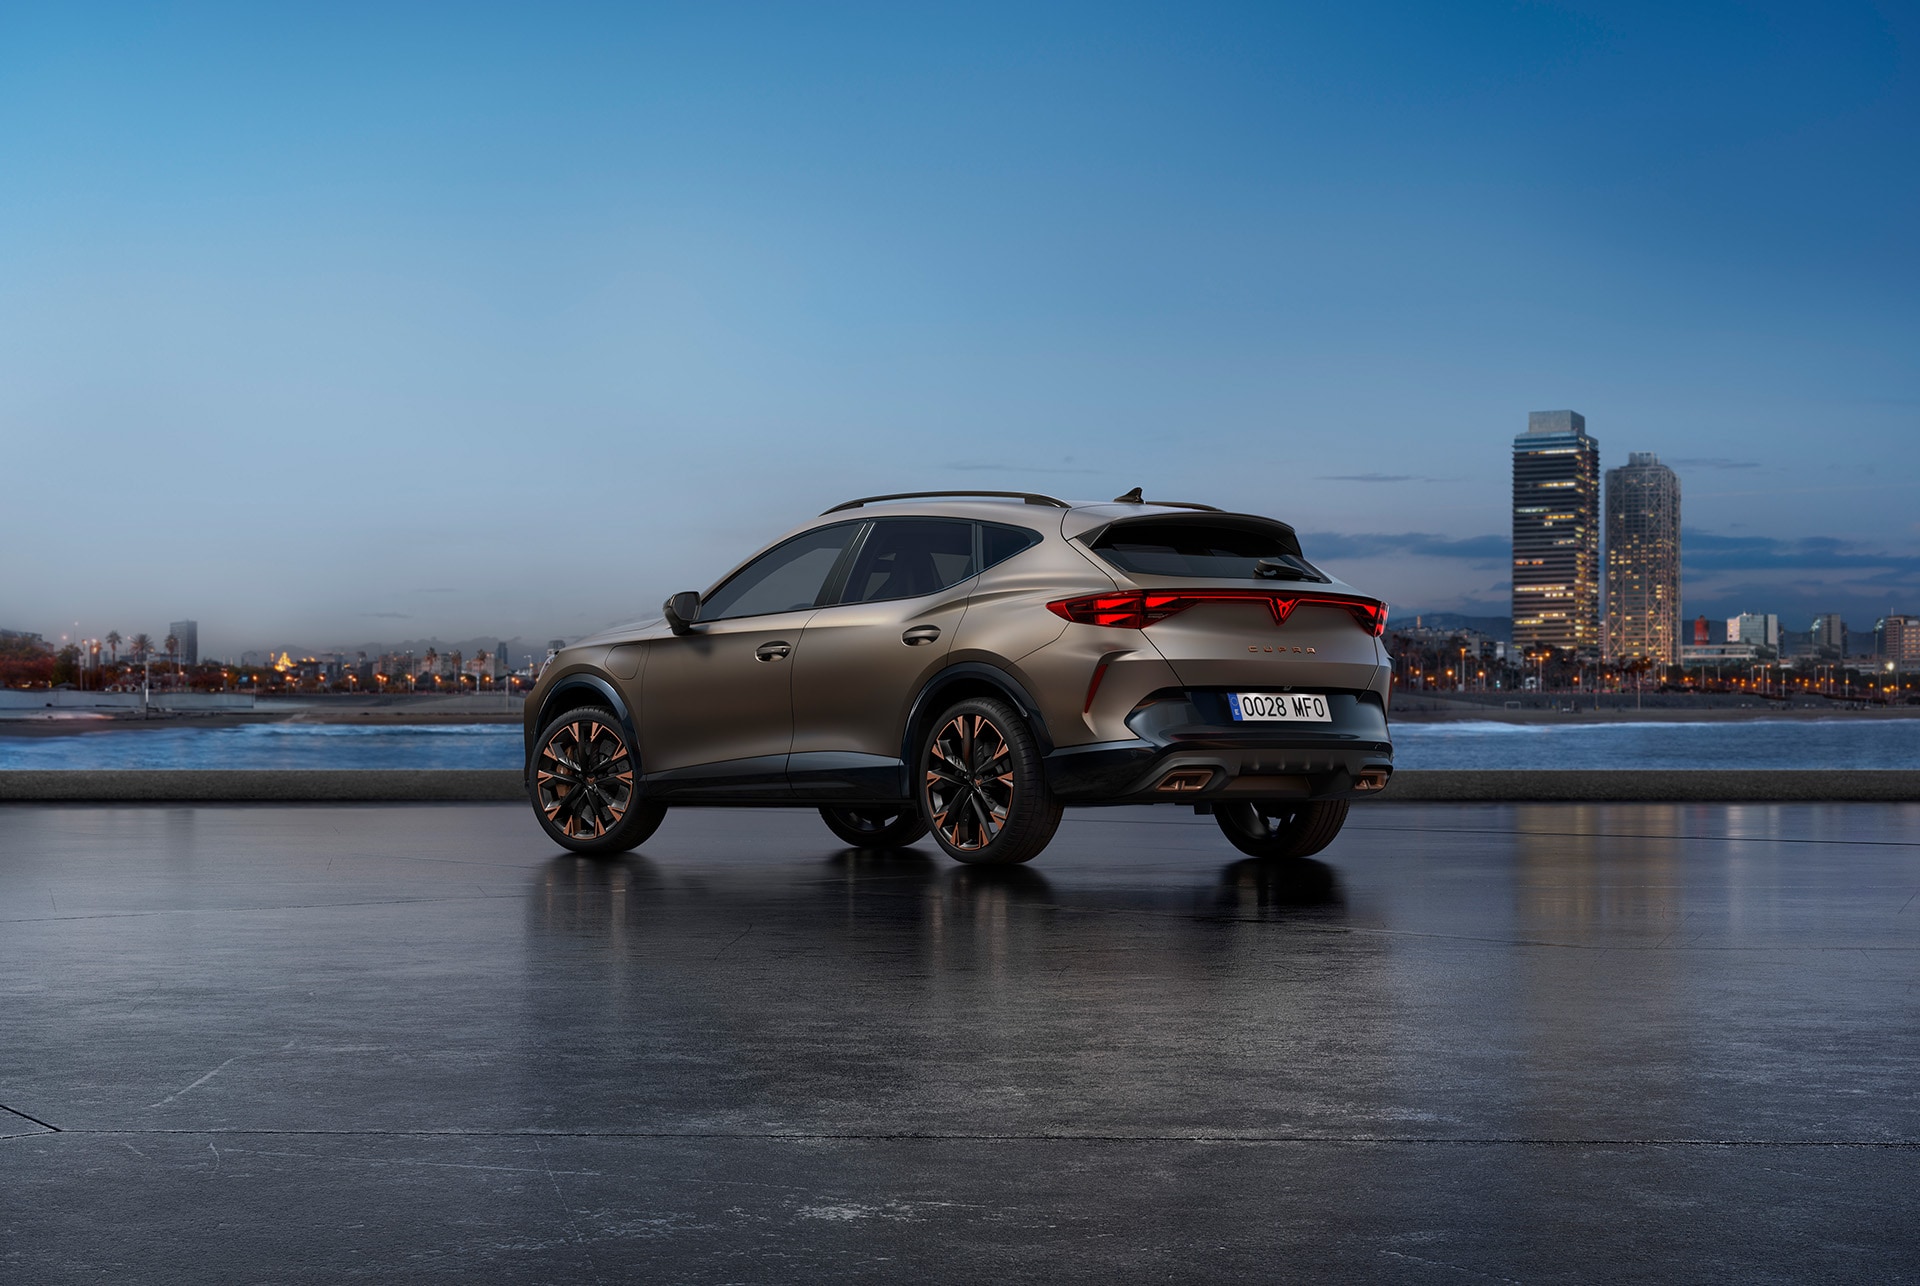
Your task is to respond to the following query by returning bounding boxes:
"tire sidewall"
[1215,799,1349,860]
[819,806,929,850]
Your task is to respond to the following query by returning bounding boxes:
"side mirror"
[663,591,702,636]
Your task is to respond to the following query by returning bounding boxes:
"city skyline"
[3,4,1915,645]
[14,399,1917,659]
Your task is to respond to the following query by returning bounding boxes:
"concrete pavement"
[3,801,1918,1282]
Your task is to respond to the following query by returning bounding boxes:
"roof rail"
[822,490,1072,515]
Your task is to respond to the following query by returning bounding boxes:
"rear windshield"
[1086,518,1326,581]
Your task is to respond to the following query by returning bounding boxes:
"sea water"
[2,718,1915,772]
[0,723,523,771]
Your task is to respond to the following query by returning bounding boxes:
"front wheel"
[917,697,1062,865]
[819,806,929,849]
[529,705,666,855]
[1215,800,1349,860]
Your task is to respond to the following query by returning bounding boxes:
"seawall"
[2,770,1917,803]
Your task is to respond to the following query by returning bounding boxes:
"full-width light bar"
[1047,589,1388,636]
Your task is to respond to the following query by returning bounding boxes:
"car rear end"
[1032,505,1393,805]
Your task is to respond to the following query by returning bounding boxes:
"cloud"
[358,612,412,619]
[1301,531,1508,563]
[1682,529,1920,575]
[1316,473,1430,483]
[1667,457,1761,470]
[1680,528,1920,623]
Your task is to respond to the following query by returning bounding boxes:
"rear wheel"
[1215,800,1349,860]
[819,806,929,849]
[529,705,666,855]
[918,697,1062,865]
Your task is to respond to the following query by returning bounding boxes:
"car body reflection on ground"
[524,839,1380,1141]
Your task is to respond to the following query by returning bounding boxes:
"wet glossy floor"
[3,802,1917,1283]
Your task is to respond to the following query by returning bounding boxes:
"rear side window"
[843,518,977,603]
[981,523,1042,570]
[1087,519,1325,581]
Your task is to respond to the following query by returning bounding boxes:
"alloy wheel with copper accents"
[917,695,1061,865]
[924,713,1014,851]
[530,704,666,853]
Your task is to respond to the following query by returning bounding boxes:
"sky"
[3,1,1916,656]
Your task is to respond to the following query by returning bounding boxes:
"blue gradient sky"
[4,2,1915,655]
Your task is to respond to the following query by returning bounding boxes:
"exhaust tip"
[1156,768,1217,793]
[1355,769,1390,793]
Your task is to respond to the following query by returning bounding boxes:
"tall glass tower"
[1512,411,1601,657]
[1604,453,1681,665]
[168,620,199,666]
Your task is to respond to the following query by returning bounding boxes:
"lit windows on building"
[1513,410,1600,656]
[1878,616,1920,668]
[1604,452,1681,665]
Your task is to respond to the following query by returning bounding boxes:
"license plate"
[1230,692,1331,722]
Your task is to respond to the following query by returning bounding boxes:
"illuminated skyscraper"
[1604,452,1681,665]
[1512,410,1601,656]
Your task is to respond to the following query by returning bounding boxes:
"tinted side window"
[702,524,858,621]
[1089,520,1325,581]
[843,519,976,604]
[981,523,1042,570]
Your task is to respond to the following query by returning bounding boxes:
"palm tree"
[423,648,438,687]
[106,631,121,662]
[130,633,153,663]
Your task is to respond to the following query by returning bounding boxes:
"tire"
[917,696,1062,865]
[819,806,929,849]
[1214,799,1349,860]
[528,705,666,855]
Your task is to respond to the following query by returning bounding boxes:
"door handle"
[754,640,793,662]
[902,625,941,646]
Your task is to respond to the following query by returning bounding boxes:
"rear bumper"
[1043,689,1393,803]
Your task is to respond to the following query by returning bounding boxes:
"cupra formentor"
[524,490,1393,865]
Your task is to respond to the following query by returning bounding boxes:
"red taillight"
[1047,590,1387,636]
[1343,598,1389,636]
[1046,593,1191,629]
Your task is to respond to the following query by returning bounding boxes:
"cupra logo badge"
[1249,645,1316,654]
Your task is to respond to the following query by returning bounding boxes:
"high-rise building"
[1512,410,1601,656]
[168,620,199,666]
[1604,452,1681,664]
[1693,615,1711,645]
[1727,613,1780,651]
[1877,615,1920,669]
[1811,614,1847,658]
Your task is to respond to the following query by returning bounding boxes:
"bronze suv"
[524,490,1393,865]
